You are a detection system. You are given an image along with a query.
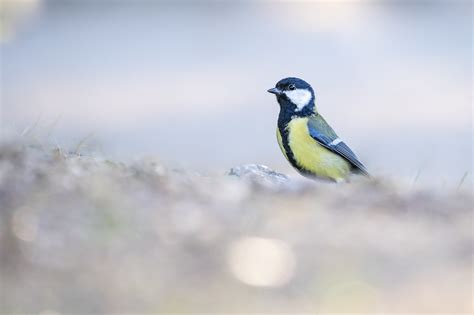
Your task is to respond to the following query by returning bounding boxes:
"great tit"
[267,77,369,182]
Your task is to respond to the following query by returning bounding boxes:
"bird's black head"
[267,77,316,116]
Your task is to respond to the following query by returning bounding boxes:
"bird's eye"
[288,84,296,90]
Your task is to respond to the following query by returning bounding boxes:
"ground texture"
[0,143,472,313]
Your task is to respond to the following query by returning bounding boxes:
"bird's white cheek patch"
[284,89,312,111]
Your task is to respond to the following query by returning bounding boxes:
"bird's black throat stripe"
[277,106,315,177]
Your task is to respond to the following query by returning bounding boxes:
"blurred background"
[1,0,472,188]
[1,2,473,313]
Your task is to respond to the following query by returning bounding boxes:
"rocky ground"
[0,142,472,313]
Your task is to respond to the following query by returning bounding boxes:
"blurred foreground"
[0,142,472,313]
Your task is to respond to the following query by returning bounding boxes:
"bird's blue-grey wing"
[307,116,370,176]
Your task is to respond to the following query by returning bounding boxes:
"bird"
[267,77,369,182]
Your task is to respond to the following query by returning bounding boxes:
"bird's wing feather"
[307,115,370,176]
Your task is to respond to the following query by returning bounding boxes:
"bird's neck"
[278,100,317,128]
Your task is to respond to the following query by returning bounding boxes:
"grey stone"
[229,164,289,186]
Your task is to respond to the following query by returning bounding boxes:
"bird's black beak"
[267,87,282,95]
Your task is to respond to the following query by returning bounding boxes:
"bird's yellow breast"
[278,117,351,181]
